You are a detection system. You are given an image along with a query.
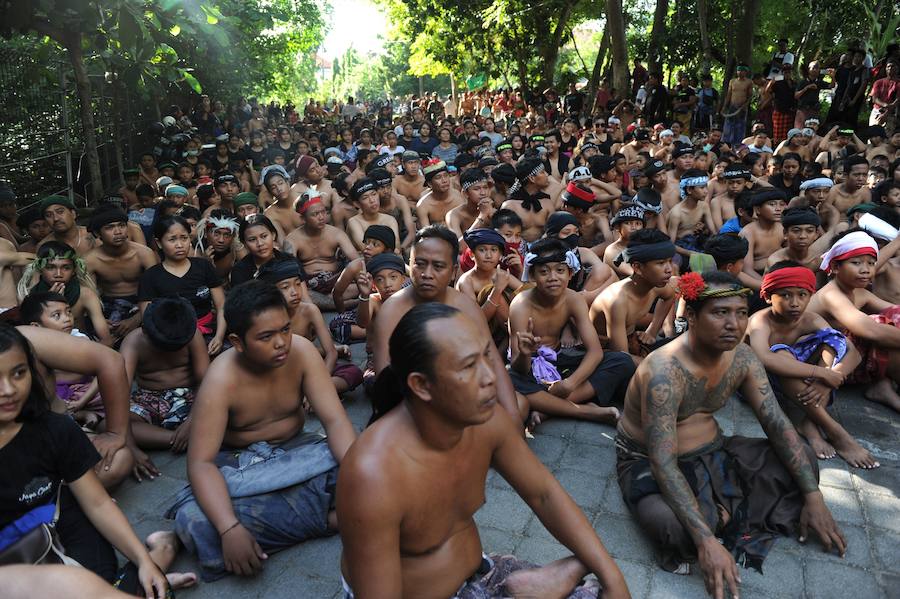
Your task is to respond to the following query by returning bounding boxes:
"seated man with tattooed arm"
[615,271,846,599]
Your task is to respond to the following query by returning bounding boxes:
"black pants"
[56,487,141,595]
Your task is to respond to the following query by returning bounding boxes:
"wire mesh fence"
[0,46,156,213]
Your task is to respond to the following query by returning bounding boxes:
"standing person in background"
[768,63,798,143]
[795,61,831,128]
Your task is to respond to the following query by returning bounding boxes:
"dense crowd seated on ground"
[0,39,897,599]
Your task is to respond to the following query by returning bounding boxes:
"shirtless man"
[592,229,677,360]
[369,167,416,251]
[206,173,240,217]
[710,165,751,232]
[446,168,492,245]
[415,160,464,227]
[740,188,787,280]
[766,207,840,273]
[171,281,356,582]
[808,231,900,412]
[338,303,630,599]
[195,210,245,287]
[722,65,754,147]
[501,158,557,243]
[370,225,527,422]
[38,195,97,256]
[138,153,159,189]
[394,151,426,209]
[866,211,900,304]
[85,208,159,344]
[826,155,870,216]
[746,262,876,468]
[617,271,845,594]
[0,240,33,320]
[286,193,359,311]
[619,129,652,167]
[509,238,634,424]
[788,178,840,232]
[16,209,49,254]
[262,165,302,235]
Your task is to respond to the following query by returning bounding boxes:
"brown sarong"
[615,432,817,573]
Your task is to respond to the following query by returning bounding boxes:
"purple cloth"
[531,346,561,384]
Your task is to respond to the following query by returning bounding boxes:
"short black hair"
[152,214,190,241]
[491,208,522,230]
[135,184,155,198]
[19,292,68,325]
[765,259,804,274]
[224,280,288,340]
[414,224,459,265]
[628,227,670,246]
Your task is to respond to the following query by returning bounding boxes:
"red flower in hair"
[677,272,706,301]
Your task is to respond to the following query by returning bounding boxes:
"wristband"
[358,295,370,302]
[220,521,240,537]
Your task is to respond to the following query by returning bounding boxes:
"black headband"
[89,208,128,234]
[781,208,821,228]
[257,258,304,283]
[615,240,676,266]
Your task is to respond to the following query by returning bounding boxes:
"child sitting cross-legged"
[121,297,209,452]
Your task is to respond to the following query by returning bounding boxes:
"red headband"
[565,182,595,203]
[760,266,816,299]
[297,196,322,215]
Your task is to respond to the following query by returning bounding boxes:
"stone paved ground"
[117,345,900,599]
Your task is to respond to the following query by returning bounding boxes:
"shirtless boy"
[346,178,400,252]
[85,207,159,343]
[394,151,426,209]
[121,297,209,453]
[592,229,677,359]
[38,195,97,256]
[170,281,356,581]
[710,165,751,232]
[446,168,492,244]
[722,64,754,146]
[195,210,245,286]
[604,206,645,277]
[746,262,876,468]
[370,225,526,421]
[807,231,900,412]
[369,167,415,251]
[258,258,362,395]
[455,228,522,342]
[501,158,557,242]
[509,238,634,424]
[338,304,630,599]
[645,159,679,213]
[616,271,846,593]
[766,207,839,275]
[740,188,787,279]
[416,160,464,227]
[262,166,302,234]
[826,155,871,216]
[789,178,840,231]
[667,169,714,262]
[286,193,359,310]
[291,155,338,210]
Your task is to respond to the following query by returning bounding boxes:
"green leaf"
[182,70,202,93]
[170,24,180,36]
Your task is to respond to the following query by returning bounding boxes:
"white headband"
[820,231,879,273]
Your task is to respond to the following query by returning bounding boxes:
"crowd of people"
[0,43,898,599]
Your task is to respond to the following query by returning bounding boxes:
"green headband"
[40,195,75,213]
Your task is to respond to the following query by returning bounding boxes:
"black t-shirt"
[769,173,801,198]
[797,77,827,110]
[672,85,696,113]
[0,413,99,526]
[563,92,585,114]
[772,79,797,112]
[246,146,268,167]
[138,258,222,320]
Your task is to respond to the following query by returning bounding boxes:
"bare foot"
[166,572,197,590]
[504,556,586,599]
[526,411,548,431]
[831,432,880,469]
[585,405,620,425]
[864,379,900,413]
[798,419,836,460]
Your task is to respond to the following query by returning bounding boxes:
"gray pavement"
[118,357,900,599]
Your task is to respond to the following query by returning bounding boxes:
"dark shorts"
[508,348,635,406]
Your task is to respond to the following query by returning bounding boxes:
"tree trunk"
[606,0,630,98]
[647,0,668,74]
[588,24,611,112]
[697,0,713,73]
[539,2,575,89]
[63,31,103,204]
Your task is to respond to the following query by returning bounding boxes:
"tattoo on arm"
[644,363,715,545]
[744,349,818,494]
